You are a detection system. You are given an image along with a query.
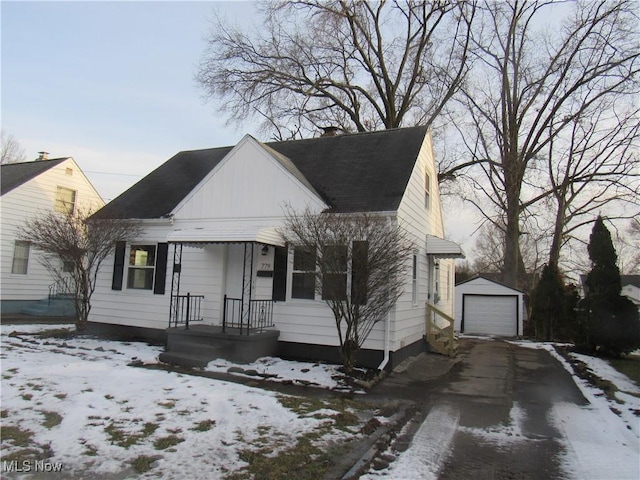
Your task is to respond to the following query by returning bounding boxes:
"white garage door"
[463,295,517,336]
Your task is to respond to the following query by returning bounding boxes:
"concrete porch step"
[163,326,280,365]
[166,338,235,359]
[158,351,213,369]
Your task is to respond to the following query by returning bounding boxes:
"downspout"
[377,215,394,371]
[377,310,391,371]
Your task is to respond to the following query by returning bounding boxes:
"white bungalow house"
[88,126,464,369]
[1,154,104,315]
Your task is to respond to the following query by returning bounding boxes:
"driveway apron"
[369,338,588,479]
[436,339,587,479]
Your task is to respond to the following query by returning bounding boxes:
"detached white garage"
[455,275,525,337]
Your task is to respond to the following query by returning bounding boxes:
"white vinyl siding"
[395,131,452,352]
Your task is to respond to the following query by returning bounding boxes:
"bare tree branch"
[18,208,141,330]
[196,0,475,137]
[1,130,26,164]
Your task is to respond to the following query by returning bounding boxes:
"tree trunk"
[548,196,567,269]
[503,187,522,289]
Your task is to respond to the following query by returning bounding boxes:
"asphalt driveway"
[367,338,589,479]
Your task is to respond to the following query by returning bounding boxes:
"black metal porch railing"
[170,293,205,329]
[223,295,274,335]
[48,277,75,305]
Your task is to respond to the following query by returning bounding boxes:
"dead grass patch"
[104,421,158,448]
[41,410,63,429]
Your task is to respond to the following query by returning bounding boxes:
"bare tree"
[19,209,141,330]
[626,218,640,273]
[542,107,639,269]
[452,0,639,288]
[613,217,640,274]
[1,129,26,164]
[282,209,413,371]
[196,0,475,138]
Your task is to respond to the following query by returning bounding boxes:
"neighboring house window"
[292,246,316,299]
[322,245,348,301]
[12,240,31,274]
[127,245,157,290]
[55,186,77,214]
[425,172,431,210]
[412,253,418,305]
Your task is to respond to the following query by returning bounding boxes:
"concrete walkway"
[367,338,587,479]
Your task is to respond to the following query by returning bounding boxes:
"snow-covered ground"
[0,324,372,479]
[3,325,638,479]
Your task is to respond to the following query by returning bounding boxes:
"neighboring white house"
[455,275,526,337]
[88,127,464,369]
[620,275,640,311]
[1,155,104,314]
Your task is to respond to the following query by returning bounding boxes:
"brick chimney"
[38,151,49,161]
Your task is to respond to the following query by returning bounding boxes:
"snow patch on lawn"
[205,356,345,391]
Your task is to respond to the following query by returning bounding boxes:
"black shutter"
[272,246,288,301]
[111,241,126,290]
[351,241,368,305]
[154,243,169,295]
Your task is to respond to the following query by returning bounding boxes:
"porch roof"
[166,226,285,246]
[426,235,465,259]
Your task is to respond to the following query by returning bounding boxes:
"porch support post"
[240,242,254,335]
[169,243,183,328]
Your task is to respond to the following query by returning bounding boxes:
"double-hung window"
[412,253,418,305]
[55,186,77,214]
[292,246,316,299]
[12,240,31,274]
[127,245,156,290]
[321,245,347,301]
[425,172,431,210]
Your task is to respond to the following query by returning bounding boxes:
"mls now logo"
[2,460,63,473]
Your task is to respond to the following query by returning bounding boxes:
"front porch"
[162,237,283,367]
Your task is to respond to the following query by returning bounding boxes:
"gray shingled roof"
[92,126,428,219]
[1,158,68,196]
